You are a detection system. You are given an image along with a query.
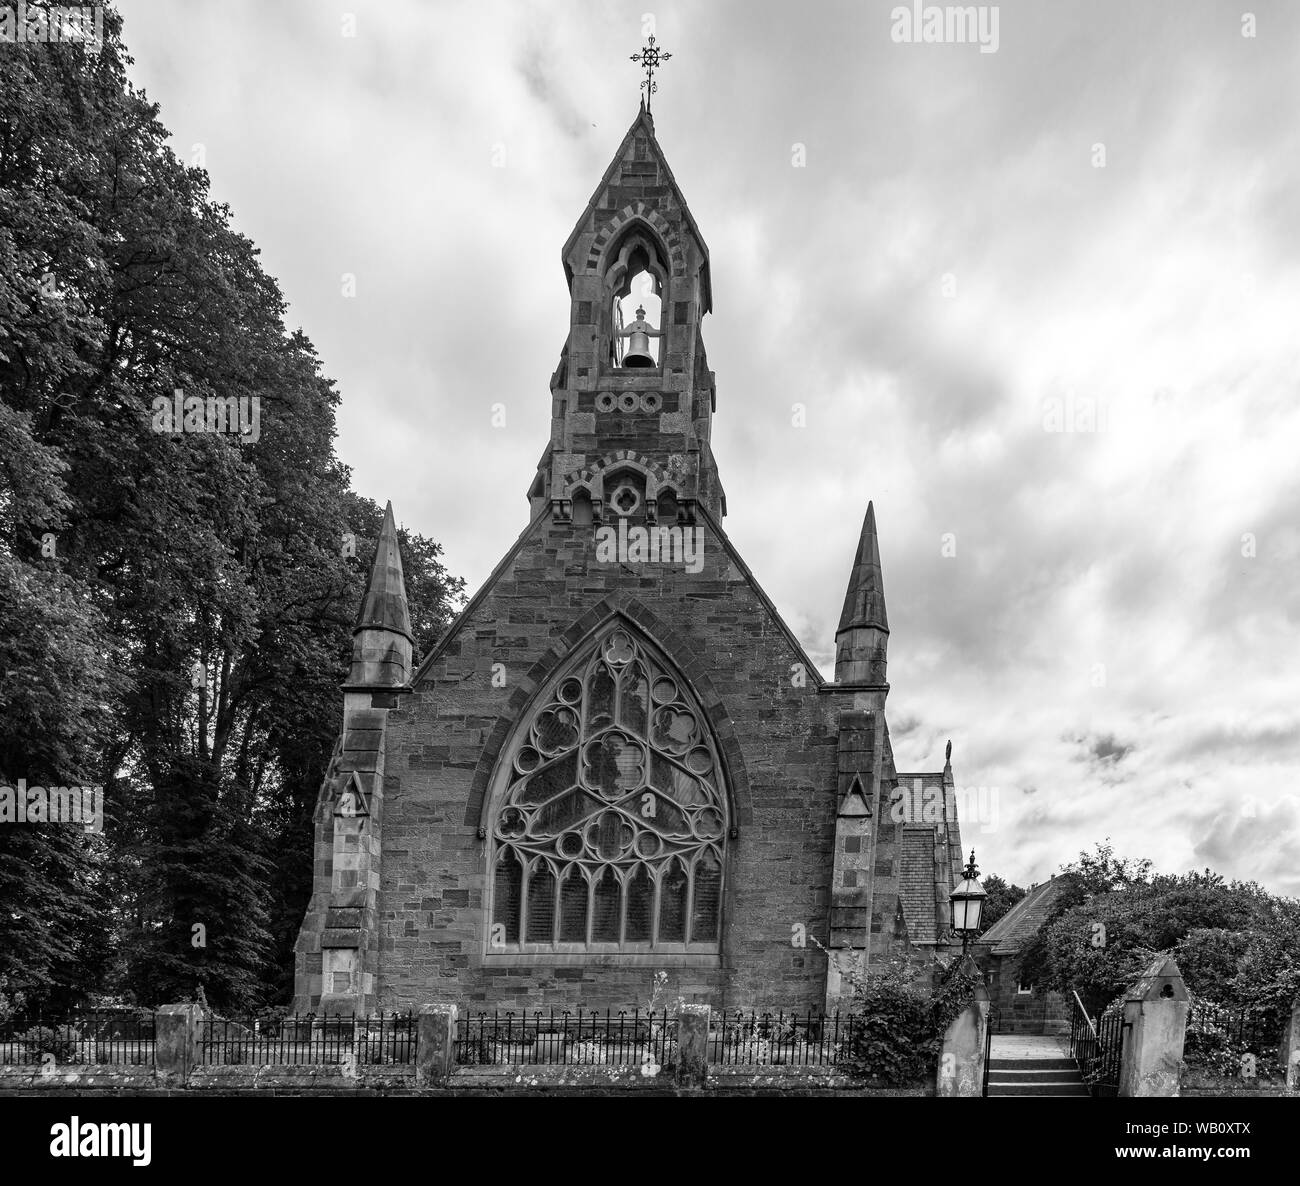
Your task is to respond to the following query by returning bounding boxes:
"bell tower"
[529,101,725,527]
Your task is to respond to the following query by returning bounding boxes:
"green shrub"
[816,948,981,1086]
[1183,996,1284,1083]
[19,1024,81,1063]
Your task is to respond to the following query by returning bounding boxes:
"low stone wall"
[0,1065,158,1094]
[1181,1066,1296,1097]
[0,1061,924,1097]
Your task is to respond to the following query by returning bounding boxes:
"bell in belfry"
[617,304,662,367]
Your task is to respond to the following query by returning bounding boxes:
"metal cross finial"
[629,34,671,111]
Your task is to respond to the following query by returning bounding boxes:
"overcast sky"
[115,0,1300,896]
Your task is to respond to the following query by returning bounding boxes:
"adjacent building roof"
[977,876,1065,956]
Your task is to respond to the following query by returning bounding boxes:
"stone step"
[985,1053,1089,1098]
[987,1057,1077,1070]
[987,1083,1091,1097]
[987,1071,1084,1082]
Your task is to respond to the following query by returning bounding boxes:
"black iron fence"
[454,1007,863,1069]
[1185,998,1284,1078]
[1069,993,1124,1096]
[2,1004,890,1073]
[0,1010,155,1066]
[1186,999,1277,1052]
[455,1008,676,1067]
[712,1009,863,1067]
[199,1012,418,1065]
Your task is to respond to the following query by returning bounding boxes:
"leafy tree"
[979,873,1026,932]
[1174,928,1252,1000]
[1019,848,1272,1016]
[0,7,464,1009]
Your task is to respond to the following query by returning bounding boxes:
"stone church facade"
[293,104,965,1016]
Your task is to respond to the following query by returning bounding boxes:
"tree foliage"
[1017,841,1287,1018]
[0,8,464,1009]
[979,873,1026,932]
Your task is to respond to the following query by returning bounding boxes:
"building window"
[487,623,727,955]
[1017,980,1034,995]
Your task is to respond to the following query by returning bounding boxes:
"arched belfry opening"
[604,226,669,370]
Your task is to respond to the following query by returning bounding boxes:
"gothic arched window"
[487,623,727,956]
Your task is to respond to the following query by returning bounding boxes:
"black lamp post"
[949,849,987,956]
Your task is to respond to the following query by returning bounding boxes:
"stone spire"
[834,501,889,686]
[347,501,413,687]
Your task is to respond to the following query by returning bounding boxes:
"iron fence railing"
[1068,990,1098,1066]
[981,1003,999,1095]
[454,1008,865,1069]
[0,1010,156,1066]
[1184,998,1285,1078]
[199,1012,418,1065]
[455,1008,676,1067]
[1068,993,1124,1096]
[1186,999,1279,1054]
[1093,1009,1126,1095]
[711,1009,863,1067]
[1,1004,907,1074]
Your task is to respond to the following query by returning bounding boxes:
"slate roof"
[894,769,965,885]
[899,829,938,944]
[977,876,1064,956]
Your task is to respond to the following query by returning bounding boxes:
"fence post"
[936,955,990,1097]
[154,1004,202,1087]
[675,1004,710,1089]
[1118,955,1188,1097]
[1280,992,1300,1092]
[416,1004,457,1087]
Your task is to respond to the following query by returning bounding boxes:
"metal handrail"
[1072,990,1099,1039]
[981,1004,998,1096]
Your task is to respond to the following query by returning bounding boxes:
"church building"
[293,102,965,1016]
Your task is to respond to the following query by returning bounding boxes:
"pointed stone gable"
[838,776,871,817]
[562,106,710,303]
[333,770,371,819]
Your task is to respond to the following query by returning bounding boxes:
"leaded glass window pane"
[526,862,557,943]
[592,866,621,942]
[690,850,722,942]
[487,623,728,954]
[658,859,688,942]
[493,850,522,944]
[559,868,589,943]
[625,865,653,942]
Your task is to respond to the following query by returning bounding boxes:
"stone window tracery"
[488,624,726,954]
